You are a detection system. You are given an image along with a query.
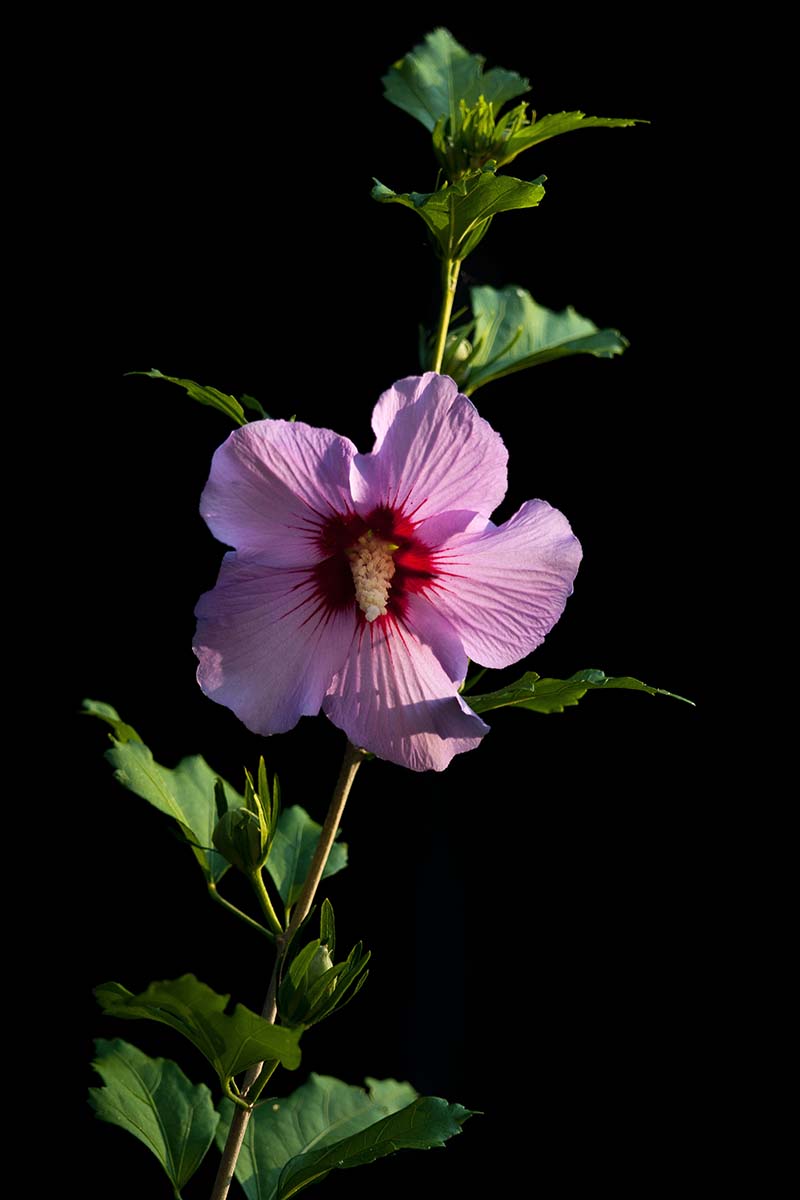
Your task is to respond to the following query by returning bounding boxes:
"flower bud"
[307,943,336,987]
[212,808,270,874]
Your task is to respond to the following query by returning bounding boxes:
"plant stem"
[209,740,366,1200]
[249,869,284,937]
[207,883,275,942]
[431,257,461,373]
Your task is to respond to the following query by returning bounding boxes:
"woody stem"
[209,740,367,1200]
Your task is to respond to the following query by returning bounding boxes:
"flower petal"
[428,500,583,668]
[194,553,357,734]
[323,617,489,772]
[401,592,468,684]
[200,420,357,566]
[351,373,508,523]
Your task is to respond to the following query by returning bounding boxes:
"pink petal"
[200,420,357,566]
[323,616,489,772]
[429,500,583,668]
[413,509,490,545]
[401,592,468,684]
[351,373,508,523]
[194,552,357,734]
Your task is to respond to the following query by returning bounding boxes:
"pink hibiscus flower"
[193,373,581,771]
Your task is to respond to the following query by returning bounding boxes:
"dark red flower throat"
[313,504,437,622]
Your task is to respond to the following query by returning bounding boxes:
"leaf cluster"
[83,700,347,918]
[377,28,642,267]
[94,975,302,1107]
[91,1041,473,1199]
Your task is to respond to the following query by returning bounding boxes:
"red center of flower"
[313,505,436,622]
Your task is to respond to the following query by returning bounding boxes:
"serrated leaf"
[498,110,643,167]
[382,27,529,132]
[267,806,348,909]
[456,285,628,394]
[127,369,248,425]
[89,1038,218,1197]
[94,976,302,1098]
[84,700,244,884]
[372,167,545,261]
[277,1097,472,1197]
[216,1073,473,1200]
[466,669,694,715]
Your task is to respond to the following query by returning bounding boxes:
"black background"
[72,11,712,1198]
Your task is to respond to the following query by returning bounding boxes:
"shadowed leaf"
[94,975,302,1101]
[382,27,528,131]
[268,807,348,909]
[216,1073,474,1200]
[456,285,628,394]
[84,700,244,884]
[89,1038,218,1197]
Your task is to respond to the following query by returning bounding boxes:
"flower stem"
[207,883,275,942]
[209,740,366,1200]
[248,869,284,937]
[431,257,461,374]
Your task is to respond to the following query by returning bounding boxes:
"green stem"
[209,740,367,1200]
[247,1059,279,1106]
[249,869,284,937]
[431,257,461,373]
[207,883,275,942]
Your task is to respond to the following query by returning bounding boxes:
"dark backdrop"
[73,13,709,1198]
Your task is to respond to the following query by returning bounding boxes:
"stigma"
[347,531,397,622]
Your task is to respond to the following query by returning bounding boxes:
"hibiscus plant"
[87,29,691,1200]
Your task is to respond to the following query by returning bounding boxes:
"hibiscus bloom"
[194,373,581,771]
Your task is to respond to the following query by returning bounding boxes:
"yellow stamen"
[347,532,396,622]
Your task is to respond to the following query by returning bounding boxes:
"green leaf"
[240,392,269,418]
[84,700,245,884]
[267,806,348,909]
[83,698,142,745]
[372,167,545,261]
[382,27,529,132]
[126,369,248,426]
[456,285,628,394]
[89,1038,218,1198]
[94,976,302,1101]
[466,669,694,715]
[319,898,335,954]
[499,110,644,167]
[215,1073,474,1200]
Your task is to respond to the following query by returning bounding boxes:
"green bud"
[307,943,336,987]
[432,96,533,180]
[212,808,270,874]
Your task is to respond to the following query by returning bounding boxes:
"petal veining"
[194,552,357,734]
[323,616,488,771]
[428,499,583,668]
[351,373,508,523]
[201,419,357,566]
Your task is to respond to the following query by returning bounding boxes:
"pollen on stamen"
[347,531,397,622]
